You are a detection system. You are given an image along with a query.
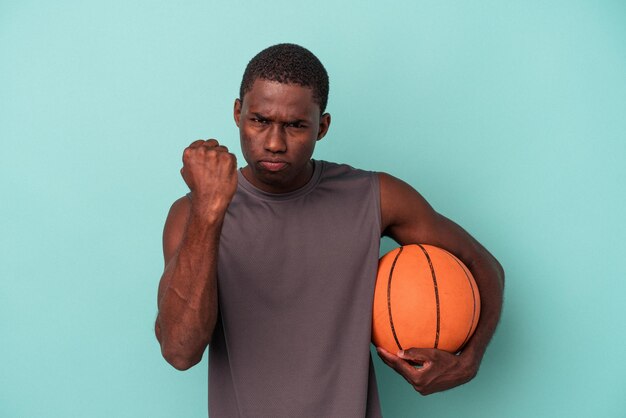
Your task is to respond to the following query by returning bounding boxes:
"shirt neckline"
[237,160,324,201]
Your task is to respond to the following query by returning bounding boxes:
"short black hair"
[239,43,329,114]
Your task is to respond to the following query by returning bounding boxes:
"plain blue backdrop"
[1,1,625,417]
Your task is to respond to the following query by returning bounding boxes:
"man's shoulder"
[316,160,378,179]
[314,161,380,198]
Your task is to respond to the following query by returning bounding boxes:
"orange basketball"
[372,244,480,353]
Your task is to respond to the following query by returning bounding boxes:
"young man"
[155,43,504,417]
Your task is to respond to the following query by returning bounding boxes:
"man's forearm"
[156,207,223,370]
[460,253,504,368]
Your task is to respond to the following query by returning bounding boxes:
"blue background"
[1,1,625,417]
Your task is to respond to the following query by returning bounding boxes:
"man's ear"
[234,98,242,127]
[317,113,331,141]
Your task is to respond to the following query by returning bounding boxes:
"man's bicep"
[379,172,438,244]
[379,172,485,263]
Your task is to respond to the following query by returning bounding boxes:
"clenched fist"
[181,139,238,214]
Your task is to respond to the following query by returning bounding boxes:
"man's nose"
[264,123,287,153]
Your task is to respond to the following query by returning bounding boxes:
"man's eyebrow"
[252,113,308,124]
[252,112,270,120]
[285,118,307,124]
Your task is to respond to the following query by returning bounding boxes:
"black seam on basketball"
[450,254,478,349]
[387,247,404,351]
[417,244,440,349]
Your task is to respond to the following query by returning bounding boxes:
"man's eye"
[286,123,304,129]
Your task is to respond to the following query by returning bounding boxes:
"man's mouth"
[259,161,288,172]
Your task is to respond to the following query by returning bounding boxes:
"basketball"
[372,244,480,353]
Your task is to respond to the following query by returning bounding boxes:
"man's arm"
[155,139,237,370]
[376,172,504,395]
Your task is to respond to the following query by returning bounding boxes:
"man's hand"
[181,139,238,213]
[376,346,478,396]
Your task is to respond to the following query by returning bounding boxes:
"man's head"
[239,43,329,114]
[234,44,331,194]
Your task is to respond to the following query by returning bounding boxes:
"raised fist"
[181,139,238,212]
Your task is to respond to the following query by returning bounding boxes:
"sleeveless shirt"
[210,160,383,417]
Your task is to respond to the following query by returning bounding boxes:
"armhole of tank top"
[370,172,382,234]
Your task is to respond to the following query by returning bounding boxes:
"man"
[155,43,504,417]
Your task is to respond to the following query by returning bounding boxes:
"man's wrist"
[189,197,229,224]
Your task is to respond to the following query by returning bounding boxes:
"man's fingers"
[399,348,436,364]
[375,347,396,366]
[375,348,395,367]
[187,139,225,150]
[198,139,223,150]
[188,139,209,148]
[378,346,471,395]
[183,139,232,163]
[377,347,421,376]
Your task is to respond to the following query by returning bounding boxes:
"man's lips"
[259,160,288,172]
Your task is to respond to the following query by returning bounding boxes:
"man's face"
[234,78,330,194]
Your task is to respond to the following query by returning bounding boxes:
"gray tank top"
[210,160,382,417]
